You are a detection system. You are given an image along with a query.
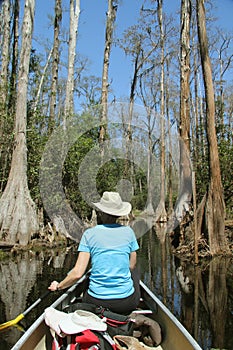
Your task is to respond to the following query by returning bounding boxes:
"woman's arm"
[129,251,137,270]
[48,251,90,291]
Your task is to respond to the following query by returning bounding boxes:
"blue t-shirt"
[78,224,139,299]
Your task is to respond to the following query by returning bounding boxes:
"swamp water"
[0,228,232,350]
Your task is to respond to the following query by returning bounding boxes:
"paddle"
[0,290,51,331]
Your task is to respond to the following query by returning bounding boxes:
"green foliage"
[218,135,233,219]
[194,149,209,203]
[63,129,98,219]
[132,192,147,210]
[27,106,49,204]
[0,112,14,194]
[0,250,8,261]
[63,123,148,219]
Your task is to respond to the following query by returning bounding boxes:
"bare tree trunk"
[174,0,192,225]
[99,0,117,156]
[47,0,81,239]
[124,46,142,193]
[138,75,157,215]
[33,48,53,111]
[155,0,167,222]
[145,109,155,215]
[196,0,229,254]
[0,0,10,133]
[49,0,62,133]
[165,59,174,217]
[0,0,12,194]
[190,11,202,198]
[0,0,39,245]
[146,132,154,214]
[8,0,20,115]
[64,0,80,119]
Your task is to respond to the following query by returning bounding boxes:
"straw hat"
[59,310,107,335]
[92,191,131,216]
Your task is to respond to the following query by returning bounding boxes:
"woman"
[49,191,140,314]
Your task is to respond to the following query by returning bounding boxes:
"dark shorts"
[82,269,141,315]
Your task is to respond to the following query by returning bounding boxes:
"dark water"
[0,228,232,350]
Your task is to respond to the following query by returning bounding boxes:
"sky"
[32,0,233,105]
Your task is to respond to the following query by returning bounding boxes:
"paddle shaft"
[22,290,50,317]
[0,290,51,330]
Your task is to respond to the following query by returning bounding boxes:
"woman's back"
[78,223,138,299]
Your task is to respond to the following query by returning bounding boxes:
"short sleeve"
[78,230,90,253]
[129,229,139,252]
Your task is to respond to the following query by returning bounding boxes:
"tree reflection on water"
[137,225,233,350]
[0,230,232,350]
[0,246,78,349]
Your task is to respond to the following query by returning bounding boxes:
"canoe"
[11,273,202,350]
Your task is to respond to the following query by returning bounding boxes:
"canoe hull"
[12,275,202,350]
[140,281,201,350]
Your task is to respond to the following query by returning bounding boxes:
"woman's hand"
[48,280,60,291]
[48,252,90,292]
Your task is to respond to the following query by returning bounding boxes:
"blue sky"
[33,0,233,103]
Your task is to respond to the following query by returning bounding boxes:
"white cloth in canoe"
[44,307,107,336]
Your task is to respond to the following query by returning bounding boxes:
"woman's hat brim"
[92,201,131,216]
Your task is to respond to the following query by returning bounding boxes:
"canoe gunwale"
[11,275,203,350]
